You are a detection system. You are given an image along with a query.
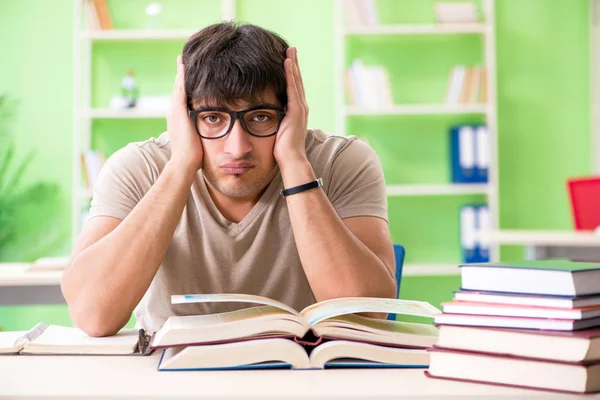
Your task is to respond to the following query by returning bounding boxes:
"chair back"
[387,244,405,321]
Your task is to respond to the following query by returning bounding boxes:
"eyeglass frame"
[188,105,287,139]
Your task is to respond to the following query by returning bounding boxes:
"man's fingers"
[170,55,188,118]
[285,57,301,111]
[293,48,306,101]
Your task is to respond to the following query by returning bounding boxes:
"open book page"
[312,314,439,348]
[300,298,441,325]
[309,340,430,369]
[151,306,309,348]
[171,294,299,315]
[158,337,431,370]
[21,325,140,354]
[0,331,28,353]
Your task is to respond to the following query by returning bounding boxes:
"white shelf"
[86,108,167,119]
[402,264,460,276]
[479,229,600,247]
[344,23,488,36]
[0,264,63,286]
[79,188,93,199]
[386,183,488,196]
[345,104,487,116]
[82,29,195,41]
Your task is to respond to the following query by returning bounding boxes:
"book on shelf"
[445,65,486,105]
[89,0,113,30]
[343,0,379,27]
[434,2,480,24]
[453,289,600,309]
[436,325,600,363]
[460,259,600,296]
[345,59,393,109]
[0,323,151,355]
[426,347,600,394]
[152,293,440,370]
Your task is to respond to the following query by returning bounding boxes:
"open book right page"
[300,298,441,326]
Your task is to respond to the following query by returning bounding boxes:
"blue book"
[153,294,441,371]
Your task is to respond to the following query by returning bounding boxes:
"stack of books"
[149,294,442,371]
[427,259,600,394]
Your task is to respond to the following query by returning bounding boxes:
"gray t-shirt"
[90,129,388,332]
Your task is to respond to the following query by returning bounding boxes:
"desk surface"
[0,352,597,399]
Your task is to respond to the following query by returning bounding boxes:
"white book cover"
[475,125,489,173]
[460,206,477,256]
[446,66,466,104]
[458,125,476,175]
[476,205,491,259]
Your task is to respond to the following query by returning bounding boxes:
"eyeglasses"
[188,106,286,139]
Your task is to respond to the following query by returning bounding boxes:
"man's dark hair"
[182,22,289,109]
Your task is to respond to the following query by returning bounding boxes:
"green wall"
[0,0,591,330]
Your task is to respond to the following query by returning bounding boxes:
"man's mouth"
[221,162,254,175]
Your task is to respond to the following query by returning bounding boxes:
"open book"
[153,294,441,370]
[0,323,151,355]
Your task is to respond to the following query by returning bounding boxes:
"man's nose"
[223,119,252,158]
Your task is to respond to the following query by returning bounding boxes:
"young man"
[62,22,396,336]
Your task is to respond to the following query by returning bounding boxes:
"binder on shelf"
[460,205,477,263]
[474,205,491,262]
[459,204,491,264]
[474,125,489,183]
[450,125,489,184]
[450,125,476,183]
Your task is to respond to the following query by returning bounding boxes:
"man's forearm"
[62,160,198,335]
[280,158,396,301]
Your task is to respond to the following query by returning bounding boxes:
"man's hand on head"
[167,55,204,173]
[273,47,310,173]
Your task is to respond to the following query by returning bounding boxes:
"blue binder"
[459,204,491,263]
[474,125,489,183]
[450,125,477,183]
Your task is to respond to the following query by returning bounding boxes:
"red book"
[427,346,600,394]
[435,325,600,363]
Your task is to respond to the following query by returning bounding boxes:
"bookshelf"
[71,0,236,244]
[334,0,499,274]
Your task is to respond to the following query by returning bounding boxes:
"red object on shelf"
[567,176,600,230]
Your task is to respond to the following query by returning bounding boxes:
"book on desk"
[152,294,440,370]
[0,293,441,370]
[0,323,151,355]
[427,259,600,394]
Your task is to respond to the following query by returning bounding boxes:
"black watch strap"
[280,178,323,197]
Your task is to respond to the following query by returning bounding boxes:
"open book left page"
[0,323,153,355]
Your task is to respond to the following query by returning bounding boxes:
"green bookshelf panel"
[348,114,486,184]
[345,35,483,105]
[92,41,185,109]
[388,195,486,264]
[91,119,167,157]
[105,0,222,30]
